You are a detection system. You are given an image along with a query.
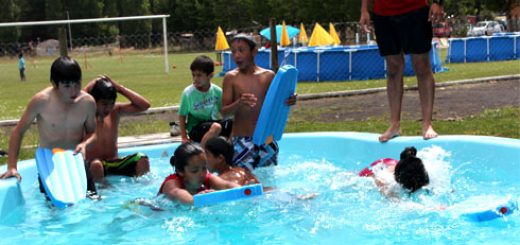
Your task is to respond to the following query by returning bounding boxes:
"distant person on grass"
[0,56,98,197]
[18,53,26,81]
[178,55,232,147]
[84,75,151,182]
[221,34,297,172]
[359,0,444,142]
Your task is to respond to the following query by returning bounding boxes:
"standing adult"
[359,0,444,142]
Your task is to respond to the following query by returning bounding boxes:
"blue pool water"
[1,132,519,243]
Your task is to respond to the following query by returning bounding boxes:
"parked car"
[467,21,504,36]
[433,22,452,37]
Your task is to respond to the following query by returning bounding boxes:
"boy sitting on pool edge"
[84,75,151,182]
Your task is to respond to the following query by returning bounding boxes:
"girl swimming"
[158,142,239,205]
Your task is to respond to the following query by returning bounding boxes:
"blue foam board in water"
[253,65,298,146]
[193,184,263,207]
[457,195,519,222]
[35,148,87,208]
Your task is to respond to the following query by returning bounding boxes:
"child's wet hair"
[50,56,81,85]
[231,34,257,51]
[88,77,117,102]
[204,137,234,166]
[170,142,205,173]
[190,55,214,75]
[394,147,429,193]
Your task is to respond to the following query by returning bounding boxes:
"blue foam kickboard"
[35,148,88,208]
[193,184,263,207]
[253,65,298,145]
[458,196,519,222]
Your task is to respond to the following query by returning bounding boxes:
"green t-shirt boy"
[179,84,222,132]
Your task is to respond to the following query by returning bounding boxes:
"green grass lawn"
[0,50,518,119]
[0,50,518,163]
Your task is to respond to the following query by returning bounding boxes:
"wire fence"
[2,19,519,56]
[0,20,518,82]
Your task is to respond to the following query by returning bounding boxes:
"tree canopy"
[0,0,514,43]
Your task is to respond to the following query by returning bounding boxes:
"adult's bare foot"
[422,125,438,140]
[379,126,401,142]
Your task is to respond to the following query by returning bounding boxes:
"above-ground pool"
[446,34,520,63]
[1,132,519,243]
[222,44,446,82]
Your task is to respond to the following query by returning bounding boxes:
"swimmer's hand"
[197,189,215,195]
[73,143,87,158]
[297,193,319,200]
[132,198,164,211]
[239,93,257,108]
[285,93,297,106]
[0,168,22,182]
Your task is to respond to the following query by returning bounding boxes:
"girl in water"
[360,147,430,198]
[158,142,239,205]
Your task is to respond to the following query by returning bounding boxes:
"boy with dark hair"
[178,55,232,147]
[0,56,98,196]
[84,75,151,182]
[204,136,260,186]
[222,34,296,172]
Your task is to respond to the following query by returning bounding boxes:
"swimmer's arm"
[178,115,189,143]
[75,95,97,156]
[221,73,239,118]
[111,77,151,114]
[209,175,240,190]
[373,177,399,199]
[245,170,260,184]
[162,180,194,205]
[1,95,42,180]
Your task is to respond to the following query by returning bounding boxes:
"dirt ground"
[118,79,519,127]
[292,79,520,122]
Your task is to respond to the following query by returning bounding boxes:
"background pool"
[1,132,519,243]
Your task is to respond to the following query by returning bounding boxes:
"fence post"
[162,17,169,74]
[269,18,279,72]
[58,27,68,57]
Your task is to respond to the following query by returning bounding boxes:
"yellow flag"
[329,23,341,45]
[308,23,334,47]
[299,23,308,45]
[280,21,291,47]
[215,26,230,51]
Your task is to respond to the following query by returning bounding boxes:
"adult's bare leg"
[411,52,438,140]
[380,54,405,142]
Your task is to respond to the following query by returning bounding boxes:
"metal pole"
[58,27,68,57]
[163,17,169,73]
[269,18,279,72]
[66,11,73,50]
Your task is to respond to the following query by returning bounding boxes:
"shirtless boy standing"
[0,56,97,195]
[84,75,151,182]
[222,34,296,172]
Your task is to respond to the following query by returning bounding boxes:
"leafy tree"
[0,0,20,44]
